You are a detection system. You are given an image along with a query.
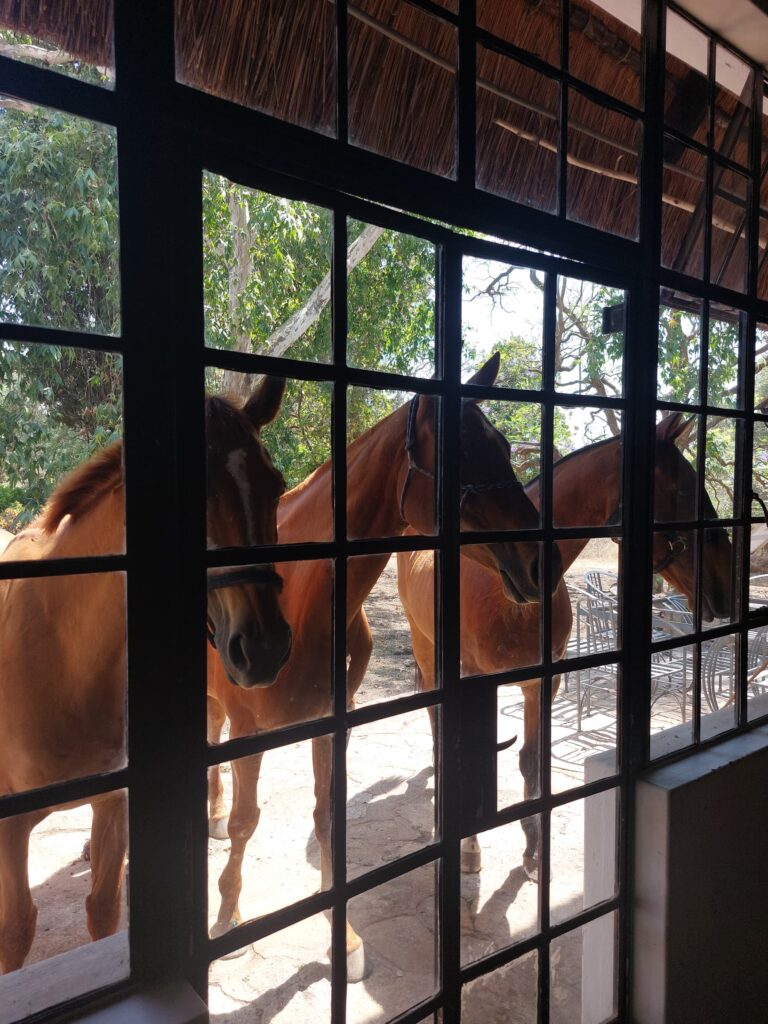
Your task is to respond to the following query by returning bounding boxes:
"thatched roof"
[1,0,765,293]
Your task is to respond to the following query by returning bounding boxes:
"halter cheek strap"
[398,394,524,523]
[206,565,283,648]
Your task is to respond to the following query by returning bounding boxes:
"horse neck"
[47,484,126,559]
[526,439,621,573]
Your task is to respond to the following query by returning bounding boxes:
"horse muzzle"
[222,622,293,688]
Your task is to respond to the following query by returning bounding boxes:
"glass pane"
[658,294,702,404]
[555,279,624,398]
[665,10,709,145]
[652,559,695,638]
[347,709,436,880]
[661,143,707,278]
[700,633,738,737]
[478,0,560,65]
[707,308,743,410]
[705,419,737,519]
[0,12,113,86]
[206,559,331,736]
[755,323,768,411]
[753,421,768,516]
[496,685,532,810]
[355,552,432,707]
[175,0,335,135]
[476,47,559,213]
[204,371,332,545]
[654,410,698,522]
[569,0,642,109]
[0,342,123,537]
[567,91,640,239]
[0,796,128,994]
[459,542,541,671]
[460,819,541,966]
[714,46,753,166]
[747,626,768,720]
[208,913,331,1020]
[203,175,332,362]
[552,409,622,529]
[462,258,544,392]
[551,912,618,1024]
[750,530,768,612]
[347,220,436,376]
[711,167,749,293]
[0,571,127,795]
[649,641,697,756]
[462,951,538,1023]
[701,526,738,629]
[759,219,768,302]
[0,98,119,334]
[347,863,438,1024]
[207,740,325,940]
[550,790,617,926]
[347,387,437,539]
[348,0,457,178]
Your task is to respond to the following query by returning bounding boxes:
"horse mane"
[40,441,123,534]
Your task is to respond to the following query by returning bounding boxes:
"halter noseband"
[206,565,283,648]
[398,395,523,522]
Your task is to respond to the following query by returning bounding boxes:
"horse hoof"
[523,855,539,883]
[460,837,482,874]
[210,918,248,959]
[209,816,229,841]
[347,941,367,983]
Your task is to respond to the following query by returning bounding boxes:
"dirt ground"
[7,546,633,1023]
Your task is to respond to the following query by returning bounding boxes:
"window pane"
[0,9,113,87]
[567,91,640,239]
[347,863,438,1024]
[203,175,333,363]
[707,308,743,410]
[478,0,560,66]
[552,409,622,530]
[347,220,436,377]
[0,98,119,334]
[462,950,538,1023]
[208,913,331,1019]
[0,797,129,1008]
[555,279,624,398]
[711,166,749,293]
[476,47,560,213]
[700,633,738,736]
[569,0,642,110]
[649,641,696,756]
[714,45,753,166]
[661,142,707,278]
[175,0,336,135]
[756,323,768,411]
[462,259,545,392]
[747,626,768,721]
[550,791,617,927]
[551,912,618,1024]
[348,0,457,178]
[658,294,702,405]
[665,10,709,145]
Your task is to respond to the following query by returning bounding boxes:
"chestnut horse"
[0,377,290,973]
[394,412,733,879]
[206,353,564,980]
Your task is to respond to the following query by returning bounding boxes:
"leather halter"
[652,533,688,574]
[206,565,283,648]
[398,394,524,522]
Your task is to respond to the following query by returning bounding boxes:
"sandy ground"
[5,544,697,1023]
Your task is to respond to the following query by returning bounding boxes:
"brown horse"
[206,353,563,980]
[394,412,733,879]
[0,377,290,974]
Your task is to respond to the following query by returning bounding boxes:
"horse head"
[654,413,732,622]
[206,377,293,687]
[399,353,562,604]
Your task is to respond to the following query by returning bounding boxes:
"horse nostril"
[227,633,249,673]
[530,555,539,589]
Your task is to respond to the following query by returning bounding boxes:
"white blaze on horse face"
[226,447,256,546]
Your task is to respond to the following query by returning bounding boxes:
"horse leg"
[207,695,229,840]
[520,683,542,881]
[86,792,128,940]
[0,811,45,972]
[311,733,366,983]
[211,751,263,943]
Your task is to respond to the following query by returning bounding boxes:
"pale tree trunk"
[221,218,385,405]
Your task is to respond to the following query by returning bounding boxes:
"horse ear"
[243,376,286,429]
[464,351,501,390]
[656,412,689,444]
